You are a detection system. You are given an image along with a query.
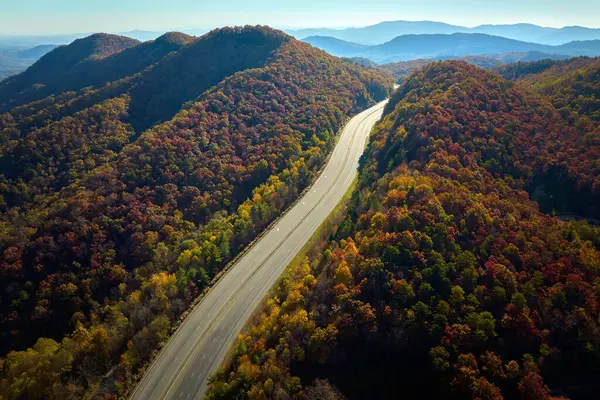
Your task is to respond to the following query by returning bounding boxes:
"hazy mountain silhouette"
[302,36,367,57]
[289,21,462,45]
[289,20,600,45]
[0,45,58,81]
[304,33,600,63]
[379,52,573,82]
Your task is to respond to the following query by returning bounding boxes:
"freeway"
[131,99,387,400]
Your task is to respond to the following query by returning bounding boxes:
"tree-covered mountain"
[304,33,600,63]
[519,56,600,120]
[380,53,571,83]
[208,61,600,399]
[0,26,392,399]
[493,56,596,81]
[302,36,368,57]
[457,52,570,68]
[493,56,600,216]
[343,57,379,68]
[289,20,600,46]
[378,59,435,81]
[0,32,198,112]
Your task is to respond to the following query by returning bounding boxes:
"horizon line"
[1,18,600,37]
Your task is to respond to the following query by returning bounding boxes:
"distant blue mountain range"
[303,33,600,63]
[288,20,600,46]
[0,44,57,81]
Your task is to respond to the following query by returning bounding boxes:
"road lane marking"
[131,101,387,400]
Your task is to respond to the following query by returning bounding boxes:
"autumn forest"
[0,26,391,399]
[208,59,600,399]
[0,20,599,400]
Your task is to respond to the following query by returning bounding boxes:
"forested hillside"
[492,57,594,81]
[0,26,392,399]
[208,61,600,399]
[497,56,600,217]
[0,33,144,110]
[520,57,600,123]
[379,53,571,84]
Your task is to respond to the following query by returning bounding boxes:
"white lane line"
[191,372,196,379]
[130,101,387,400]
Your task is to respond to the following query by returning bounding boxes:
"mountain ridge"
[304,32,600,63]
[0,25,393,399]
[207,58,600,400]
[0,32,196,111]
[0,45,57,81]
[289,19,600,45]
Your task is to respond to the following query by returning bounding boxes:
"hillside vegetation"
[208,61,600,400]
[521,57,600,123]
[365,54,572,85]
[0,33,198,112]
[0,26,392,399]
[493,57,595,81]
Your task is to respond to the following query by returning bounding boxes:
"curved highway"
[131,100,387,400]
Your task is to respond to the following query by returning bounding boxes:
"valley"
[208,59,600,399]
[132,101,387,400]
[0,7,599,400]
[0,27,392,399]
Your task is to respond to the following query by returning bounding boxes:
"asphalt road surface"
[131,100,387,400]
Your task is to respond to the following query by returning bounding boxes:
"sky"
[0,0,599,35]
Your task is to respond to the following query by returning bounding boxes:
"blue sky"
[1,0,598,34]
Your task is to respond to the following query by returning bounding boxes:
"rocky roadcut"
[208,60,600,400]
[0,26,392,399]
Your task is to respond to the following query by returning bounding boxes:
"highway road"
[130,99,387,400]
